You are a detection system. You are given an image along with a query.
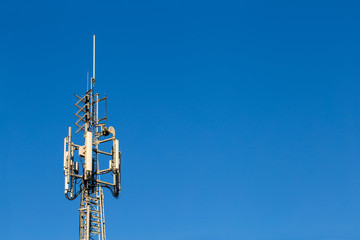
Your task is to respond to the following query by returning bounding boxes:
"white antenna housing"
[112,139,120,172]
[84,131,93,179]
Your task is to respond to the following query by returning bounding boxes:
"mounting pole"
[93,34,95,80]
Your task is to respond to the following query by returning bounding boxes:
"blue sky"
[1,0,360,239]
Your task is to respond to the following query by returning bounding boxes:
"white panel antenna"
[84,131,93,180]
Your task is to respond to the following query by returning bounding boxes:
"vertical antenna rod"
[93,34,95,80]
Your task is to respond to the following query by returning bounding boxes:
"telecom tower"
[63,35,121,240]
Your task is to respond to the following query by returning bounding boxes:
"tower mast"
[64,35,121,240]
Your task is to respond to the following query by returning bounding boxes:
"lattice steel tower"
[63,35,121,240]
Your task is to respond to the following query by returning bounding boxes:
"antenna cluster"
[63,35,121,240]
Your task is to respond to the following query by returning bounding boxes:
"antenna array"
[63,35,121,240]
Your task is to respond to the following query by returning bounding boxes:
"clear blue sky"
[1,0,360,239]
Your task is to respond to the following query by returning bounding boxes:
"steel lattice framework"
[63,35,121,240]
